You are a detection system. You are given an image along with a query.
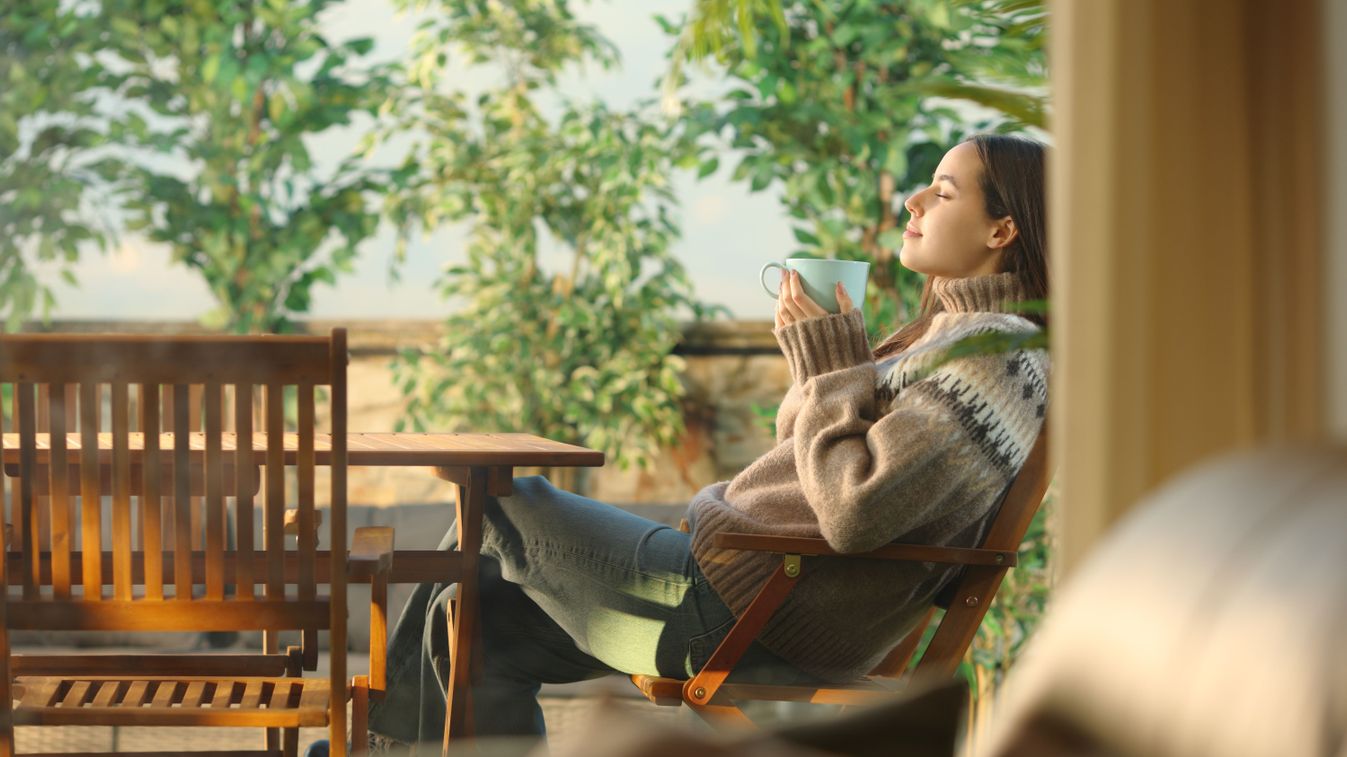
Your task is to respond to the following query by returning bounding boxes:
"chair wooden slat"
[33,385,52,582]
[124,679,151,707]
[298,383,317,668]
[204,382,225,600]
[18,678,61,709]
[91,679,122,708]
[188,383,204,552]
[181,681,207,708]
[234,383,255,600]
[264,384,284,600]
[209,680,236,708]
[150,680,180,708]
[140,384,164,600]
[327,329,349,752]
[172,384,192,598]
[48,384,73,599]
[111,382,134,601]
[158,384,173,539]
[240,680,265,709]
[268,681,295,711]
[64,680,93,707]
[79,382,102,600]
[16,383,39,599]
[35,383,50,432]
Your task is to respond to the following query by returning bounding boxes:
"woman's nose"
[903,189,924,217]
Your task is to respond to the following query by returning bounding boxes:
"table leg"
[443,466,487,753]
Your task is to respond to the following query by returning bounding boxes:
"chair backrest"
[875,420,1053,681]
[16,381,264,566]
[0,331,348,666]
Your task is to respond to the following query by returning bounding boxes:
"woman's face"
[899,141,1016,279]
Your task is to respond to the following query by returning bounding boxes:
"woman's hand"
[774,269,855,329]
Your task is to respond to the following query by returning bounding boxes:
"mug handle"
[760,262,787,299]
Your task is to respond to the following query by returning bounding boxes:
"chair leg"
[351,677,370,757]
[684,562,798,717]
[283,727,299,757]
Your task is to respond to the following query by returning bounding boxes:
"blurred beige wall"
[1328,0,1347,441]
[1049,0,1332,573]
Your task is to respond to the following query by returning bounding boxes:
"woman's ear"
[988,216,1019,250]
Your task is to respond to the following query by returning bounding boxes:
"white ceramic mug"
[760,258,869,314]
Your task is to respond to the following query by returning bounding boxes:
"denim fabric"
[367,475,811,744]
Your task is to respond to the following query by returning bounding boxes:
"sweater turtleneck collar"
[931,271,1030,314]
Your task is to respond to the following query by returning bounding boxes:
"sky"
[40,0,793,322]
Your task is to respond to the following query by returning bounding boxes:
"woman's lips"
[903,227,922,238]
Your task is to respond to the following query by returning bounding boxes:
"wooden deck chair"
[0,330,393,757]
[630,422,1052,726]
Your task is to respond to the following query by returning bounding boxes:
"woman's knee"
[480,477,558,550]
[497,475,554,515]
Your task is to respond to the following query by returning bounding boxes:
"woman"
[364,133,1050,748]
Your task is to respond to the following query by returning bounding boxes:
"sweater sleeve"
[789,351,1023,554]
[773,382,804,445]
[773,309,872,384]
[771,309,872,445]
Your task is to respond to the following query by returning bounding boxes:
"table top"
[0,432,605,468]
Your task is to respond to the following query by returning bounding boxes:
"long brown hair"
[873,134,1049,360]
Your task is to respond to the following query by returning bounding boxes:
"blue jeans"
[366,476,809,743]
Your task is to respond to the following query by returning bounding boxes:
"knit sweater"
[687,271,1049,682]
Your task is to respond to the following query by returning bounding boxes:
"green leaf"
[268,92,286,123]
[202,55,221,85]
[792,227,820,245]
[883,145,909,180]
[749,164,773,192]
[346,37,376,55]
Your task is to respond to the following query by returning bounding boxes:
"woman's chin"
[897,247,929,276]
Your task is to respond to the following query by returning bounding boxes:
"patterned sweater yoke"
[686,271,1049,682]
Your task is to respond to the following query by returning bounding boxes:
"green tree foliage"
[669,0,1046,128]
[667,0,1046,342]
[384,0,720,484]
[899,0,1047,130]
[0,4,113,329]
[94,0,393,333]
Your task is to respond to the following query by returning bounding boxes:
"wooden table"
[1,431,605,752]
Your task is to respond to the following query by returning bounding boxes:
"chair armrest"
[351,527,395,696]
[348,527,395,581]
[710,533,1017,567]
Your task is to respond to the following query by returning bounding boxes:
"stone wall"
[325,318,791,507]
